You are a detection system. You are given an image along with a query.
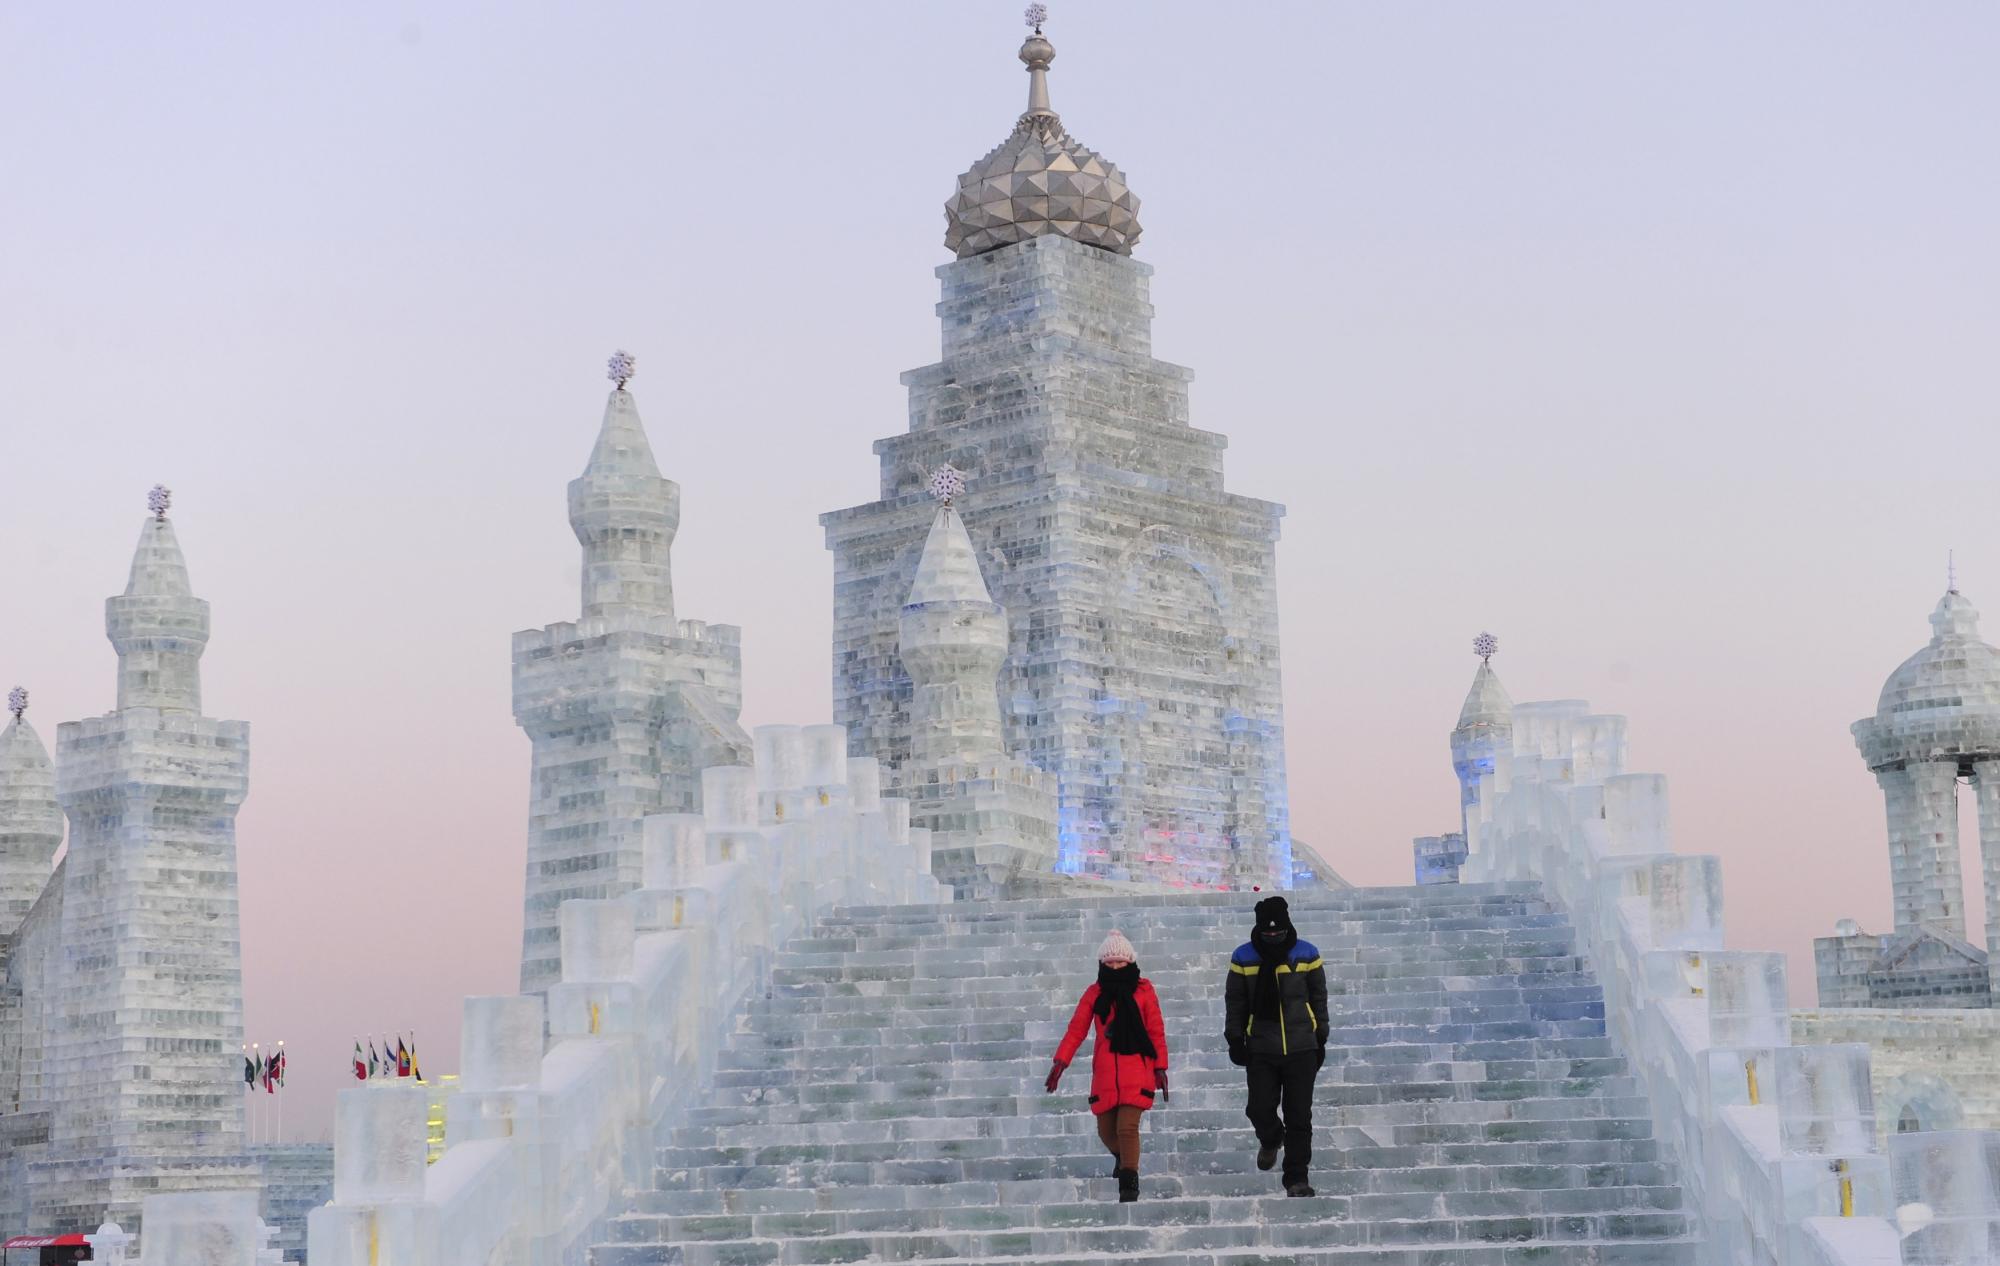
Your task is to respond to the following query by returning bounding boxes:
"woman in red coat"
[1043,929,1169,1202]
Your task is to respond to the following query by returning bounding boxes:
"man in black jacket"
[1223,895,1329,1196]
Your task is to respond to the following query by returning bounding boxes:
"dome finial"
[1020,6,1055,115]
[6,686,24,722]
[1949,548,1958,595]
[606,349,636,391]
[1473,632,1499,663]
[927,464,966,508]
[147,484,171,522]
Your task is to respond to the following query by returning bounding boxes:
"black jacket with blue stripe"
[1224,940,1330,1059]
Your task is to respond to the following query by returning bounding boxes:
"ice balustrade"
[1462,701,2000,1265]
[305,724,947,1266]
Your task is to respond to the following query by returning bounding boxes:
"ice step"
[586,885,1699,1266]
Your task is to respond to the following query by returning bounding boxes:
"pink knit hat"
[1096,928,1136,964]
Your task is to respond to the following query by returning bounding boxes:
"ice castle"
[8,10,2000,1266]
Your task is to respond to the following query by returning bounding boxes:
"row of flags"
[353,1035,423,1081]
[243,1044,287,1093]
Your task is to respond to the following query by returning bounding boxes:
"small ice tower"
[1452,632,1513,839]
[898,466,1008,765]
[0,686,61,936]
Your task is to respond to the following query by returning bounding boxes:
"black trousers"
[1245,1051,1319,1182]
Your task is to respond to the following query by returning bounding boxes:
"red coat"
[1053,979,1169,1115]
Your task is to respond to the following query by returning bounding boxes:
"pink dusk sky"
[3,4,1997,1139]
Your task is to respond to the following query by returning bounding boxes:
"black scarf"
[1094,963,1157,1058]
[1251,896,1297,1022]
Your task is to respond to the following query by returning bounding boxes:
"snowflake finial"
[6,687,25,722]
[606,349,636,390]
[926,464,966,506]
[1473,631,1499,662]
[147,485,171,521]
[1024,3,1047,32]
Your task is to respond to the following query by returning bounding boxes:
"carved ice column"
[1882,763,1965,936]
[1975,759,2000,997]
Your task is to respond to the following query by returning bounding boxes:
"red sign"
[3,1236,91,1247]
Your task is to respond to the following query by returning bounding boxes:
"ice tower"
[1819,584,2000,1006]
[513,355,750,992]
[1453,634,1513,838]
[894,468,1058,897]
[34,489,256,1230]
[822,14,1292,890]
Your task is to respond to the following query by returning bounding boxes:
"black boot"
[1256,1143,1279,1171]
[1285,1179,1316,1198]
[1116,1168,1139,1202]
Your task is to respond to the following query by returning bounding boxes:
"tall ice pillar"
[37,487,254,1232]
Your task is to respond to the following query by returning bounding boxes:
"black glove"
[1155,1069,1170,1104]
[1044,1057,1068,1093]
[1227,1036,1249,1067]
[1314,1043,1327,1070]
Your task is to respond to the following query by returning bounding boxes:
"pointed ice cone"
[581,387,664,483]
[124,516,195,597]
[0,714,61,936]
[1457,660,1513,732]
[906,506,994,606]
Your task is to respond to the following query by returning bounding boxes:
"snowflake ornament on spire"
[147,484,171,521]
[6,686,25,722]
[1473,631,1499,662]
[1024,3,1047,32]
[926,464,966,506]
[606,349,636,390]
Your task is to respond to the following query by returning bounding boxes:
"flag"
[396,1037,411,1078]
[274,1047,287,1088]
[353,1040,366,1081]
[244,1052,256,1086]
[368,1041,380,1079]
[410,1038,421,1083]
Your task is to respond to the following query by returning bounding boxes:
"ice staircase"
[592,883,1700,1265]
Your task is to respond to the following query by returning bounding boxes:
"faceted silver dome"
[944,26,1141,259]
[1853,590,2000,770]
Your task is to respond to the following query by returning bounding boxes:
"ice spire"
[1457,634,1512,731]
[107,488,211,712]
[0,687,61,936]
[900,470,1007,762]
[569,351,680,620]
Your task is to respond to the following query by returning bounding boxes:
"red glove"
[1155,1069,1170,1103]
[1044,1058,1068,1093]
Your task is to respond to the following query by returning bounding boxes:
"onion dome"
[943,11,1141,259]
[1853,588,2000,770]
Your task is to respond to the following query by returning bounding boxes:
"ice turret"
[0,688,61,935]
[569,353,680,621]
[107,487,210,713]
[899,470,1008,765]
[1452,635,1513,840]
[1851,585,2000,949]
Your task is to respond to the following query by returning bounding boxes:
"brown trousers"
[1095,1105,1143,1171]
